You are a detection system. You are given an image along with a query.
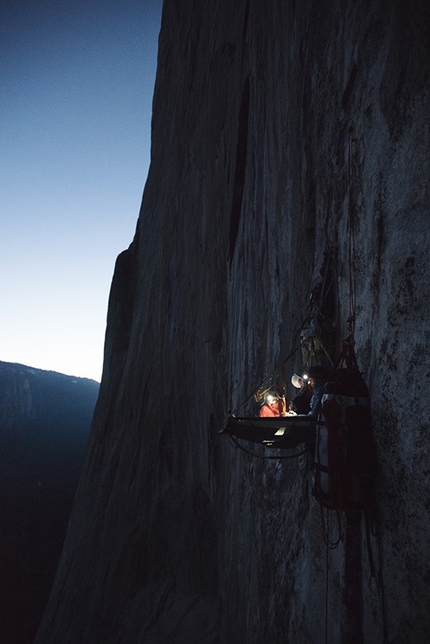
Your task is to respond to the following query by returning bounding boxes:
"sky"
[0,0,163,382]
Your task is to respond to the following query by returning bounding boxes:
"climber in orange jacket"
[259,391,284,417]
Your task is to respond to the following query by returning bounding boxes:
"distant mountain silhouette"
[0,361,99,644]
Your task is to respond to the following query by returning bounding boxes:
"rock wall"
[35,1,430,643]
[0,362,98,644]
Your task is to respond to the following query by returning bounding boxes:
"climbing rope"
[364,504,390,642]
[364,512,379,595]
[325,519,330,644]
[320,504,344,550]
[347,126,357,338]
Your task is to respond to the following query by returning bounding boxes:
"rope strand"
[325,515,330,644]
[347,126,357,338]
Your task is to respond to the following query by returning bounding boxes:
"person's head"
[291,373,304,389]
[264,391,279,407]
[306,365,330,389]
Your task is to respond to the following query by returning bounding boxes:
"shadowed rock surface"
[35,1,430,642]
[0,361,99,644]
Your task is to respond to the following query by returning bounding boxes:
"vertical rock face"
[36,1,430,643]
[0,362,98,644]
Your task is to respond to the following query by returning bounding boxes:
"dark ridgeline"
[35,1,430,643]
[0,361,99,644]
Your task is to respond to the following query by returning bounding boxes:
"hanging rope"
[362,497,390,642]
[301,249,339,371]
[364,511,379,595]
[347,126,357,339]
[375,517,390,644]
[325,518,330,644]
[320,504,344,550]
[311,248,338,322]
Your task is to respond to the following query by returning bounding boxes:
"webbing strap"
[364,511,379,594]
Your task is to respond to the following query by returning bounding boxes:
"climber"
[259,391,284,417]
[289,373,312,414]
[305,365,330,418]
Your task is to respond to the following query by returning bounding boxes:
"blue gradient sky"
[1,0,162,381]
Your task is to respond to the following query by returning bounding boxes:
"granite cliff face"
[0,362,98,644]
[36,1,430,643]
